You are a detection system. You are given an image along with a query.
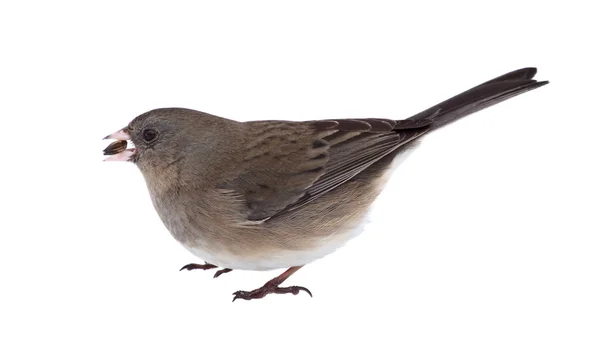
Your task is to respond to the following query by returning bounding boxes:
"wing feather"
[219,118,430,221]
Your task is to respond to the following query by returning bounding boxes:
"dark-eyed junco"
[104,67,548,301]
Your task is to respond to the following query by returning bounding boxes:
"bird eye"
[142,128,158,142]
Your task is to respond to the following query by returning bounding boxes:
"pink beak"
[103,128,135,161]
[104,148,135,162]
[103,128,131,141]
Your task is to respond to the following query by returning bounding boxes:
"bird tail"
[398,68,548,131]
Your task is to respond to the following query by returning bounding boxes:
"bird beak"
[103,128,131,140]
[103,128,135,161]
[104,148,136,161]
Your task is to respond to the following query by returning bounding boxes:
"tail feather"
[400,67,548,131]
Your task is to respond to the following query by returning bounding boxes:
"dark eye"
[142,128,158,142]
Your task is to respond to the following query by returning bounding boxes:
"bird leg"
[180,262,233,278]
[232,266,312,302]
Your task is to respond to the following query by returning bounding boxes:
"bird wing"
[218,118,430,222]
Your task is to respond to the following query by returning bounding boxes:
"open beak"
[103,128,131,141]
[103,128,135,161]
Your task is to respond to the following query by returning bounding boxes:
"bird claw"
[179,262,217,271]
[232,285,312,302]
[214,268,233,278]
[180,262,232,279]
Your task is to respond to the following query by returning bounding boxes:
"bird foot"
[214,268,233,278]
[180,262,217,271]
[232,284,312,302]
[231,266,311,302]
[180,262,233,278]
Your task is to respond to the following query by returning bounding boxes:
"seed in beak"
[103,140,128,156]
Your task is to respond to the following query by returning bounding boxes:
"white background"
[1,1,598,359]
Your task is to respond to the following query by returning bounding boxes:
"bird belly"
[181,222,366,271]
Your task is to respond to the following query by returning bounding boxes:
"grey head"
[103,107,241,193]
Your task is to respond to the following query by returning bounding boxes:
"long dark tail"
[396,68,548,131]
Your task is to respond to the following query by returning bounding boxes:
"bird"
[103,67,548,301]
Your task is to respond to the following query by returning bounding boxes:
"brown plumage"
[104,67,548,301]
